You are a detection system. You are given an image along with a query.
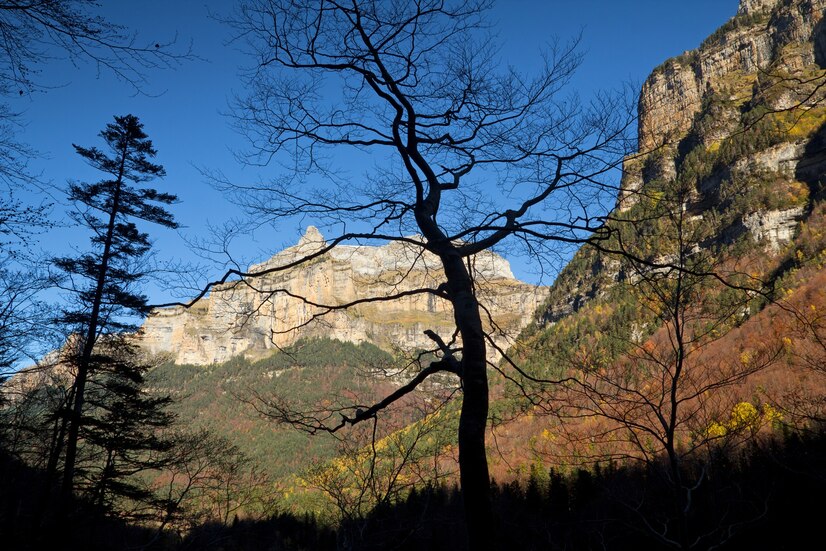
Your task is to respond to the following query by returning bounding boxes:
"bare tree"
[0,268,48,372]
[0,0,185,97]
[522,180,783,549]
[0,154,51,374]
[0,0,188,199]
[299,398,455,530]
[182,1,634,545]
[150,430,276,537]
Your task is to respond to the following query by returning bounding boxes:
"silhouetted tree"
[52,114,178,502]
[0,158,52,374]
[150,429,276,536]
[185,1,635,546]
[0,268,45,372]
[73,336,175,516]
[0,0,188,388]
[0,0,184,97]
[543,179,781,549]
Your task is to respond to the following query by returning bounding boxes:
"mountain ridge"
[537,0,826,327]
[140,227,548,365]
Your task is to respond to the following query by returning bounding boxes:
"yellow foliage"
[786,106,826,139]
[728,402,760,430]
[706,422,727,438]
[762,403,783,426]
[784,180,810,207]
[705,401,782,438]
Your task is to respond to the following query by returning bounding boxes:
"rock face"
[743,206,806,247]
[140,229,548,365]
[621,0,826,218]
[635,0,824,154]
[739,0,781,14]
[620,0,826,206]
[550,0,826,326]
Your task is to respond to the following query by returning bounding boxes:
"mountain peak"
[298,225,325,247]
[141,227,546,365]
[738,0,780,15]
[290,225,328,257]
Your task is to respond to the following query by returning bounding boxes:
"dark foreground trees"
[189,1,634,546]
[175,426,826,551]
[546,180,782,548]
[72,337,176,515]
[52,114,178,501]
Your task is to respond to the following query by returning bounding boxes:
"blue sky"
[13,0,739,301]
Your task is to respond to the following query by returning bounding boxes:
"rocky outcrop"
[743,206,806,247]
[140,228,548,365]
[739,0,781,15]
[620,0,826,203]
[553,0,826,328]
[639,0,823,151]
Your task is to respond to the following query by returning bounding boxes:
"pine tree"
[53,114,178,502]
[76,336,175,515]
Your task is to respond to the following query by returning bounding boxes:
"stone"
[633,0,825,157]
[743,206,806,248]
[139,229,548,365]
[548,0,825,327]
[739,0,781,15]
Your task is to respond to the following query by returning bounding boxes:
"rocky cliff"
[140,227,548,365]
[621,0,825,203]
[539,0,826,325]
[634,0,824,154]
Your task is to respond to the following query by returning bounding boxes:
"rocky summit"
[538,0,826,325]
[140,228,548,364]
[621,0,826,213]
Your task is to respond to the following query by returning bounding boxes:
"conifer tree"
[75,336,175,515]
[53,114,178,501]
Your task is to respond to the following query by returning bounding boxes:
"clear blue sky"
[13,0,740,301]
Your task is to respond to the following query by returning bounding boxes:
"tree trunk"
[441,251,495,549]
[61,145,128,502]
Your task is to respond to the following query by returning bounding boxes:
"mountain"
[538,0,826,326]
[497,0,826,474]
[145,0,826,486]
[6,3,826,545]
[140,226,547,365]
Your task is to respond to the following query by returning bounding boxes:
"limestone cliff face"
[635,0,824,155]
[621,0,825,210]
[629,0,825,213]
[140,228,548,365]
[624,0,826,237]
[541,0,826,326]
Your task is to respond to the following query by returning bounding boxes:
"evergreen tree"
[76,336,175,515]
[52,114,178,502]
